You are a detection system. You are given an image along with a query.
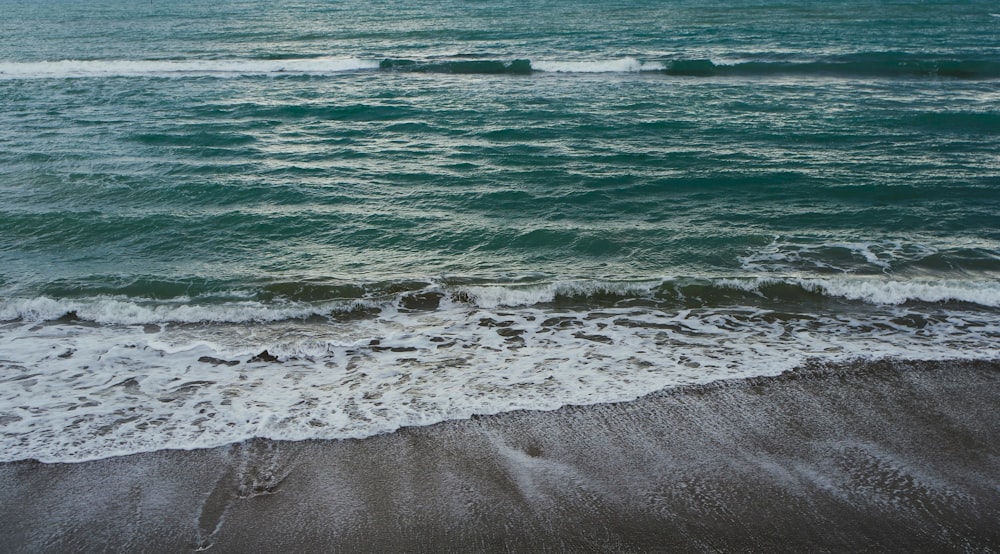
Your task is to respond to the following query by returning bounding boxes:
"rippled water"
[1,0,998,462]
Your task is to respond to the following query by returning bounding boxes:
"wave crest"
[4,275,999,325]
[0,57,379,79]
[5,52,997,80]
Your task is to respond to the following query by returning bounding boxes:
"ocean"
[1,0,998,463]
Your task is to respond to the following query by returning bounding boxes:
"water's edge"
[2,357,997,553]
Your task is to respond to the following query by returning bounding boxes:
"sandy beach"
[1,358,998,553]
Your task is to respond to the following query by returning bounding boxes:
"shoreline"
[2,358,998,552]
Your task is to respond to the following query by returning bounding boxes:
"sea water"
[1,0,998,462]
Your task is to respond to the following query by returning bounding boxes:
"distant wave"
[4,53,998,80]
[521,57,665,73]
[660,54,1000,79]
[0,57,380,79]
[378,58,531,74]
[536,53,1000,79]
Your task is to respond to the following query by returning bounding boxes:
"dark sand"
[1,359,998,553]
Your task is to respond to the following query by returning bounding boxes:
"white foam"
[3,272,1000,330]
[532,57,665,73]
[800,278,1000,306]
[0,57,380,80]
[456,274,1000,309]
[738,237,944,274]
[0,296,376,325]
[1,295,998,464]
[712,276,1000,307]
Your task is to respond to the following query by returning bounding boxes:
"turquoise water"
[1,0,998,462]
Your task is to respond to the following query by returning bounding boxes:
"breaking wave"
[3,275,999,326]
[2,280,997,463]
[4,53,997,80]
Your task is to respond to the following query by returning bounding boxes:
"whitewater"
[2,0,998,463]
[2,272,999,463]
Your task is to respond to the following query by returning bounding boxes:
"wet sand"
[1,359,998,553]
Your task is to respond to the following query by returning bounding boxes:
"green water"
[1,0,998,462]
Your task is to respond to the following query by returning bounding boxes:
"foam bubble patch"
[533,57,665,73]
[1,297,997,463]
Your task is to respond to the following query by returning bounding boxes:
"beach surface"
[1,359,998,553]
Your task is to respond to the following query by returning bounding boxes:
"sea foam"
[0,295,376,325]
[532,57,665,73]
[0,58,380,79]
[1,289,998,463]
[3,274,1000,327]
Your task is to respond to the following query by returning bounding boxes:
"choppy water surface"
[1,0,998,462]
